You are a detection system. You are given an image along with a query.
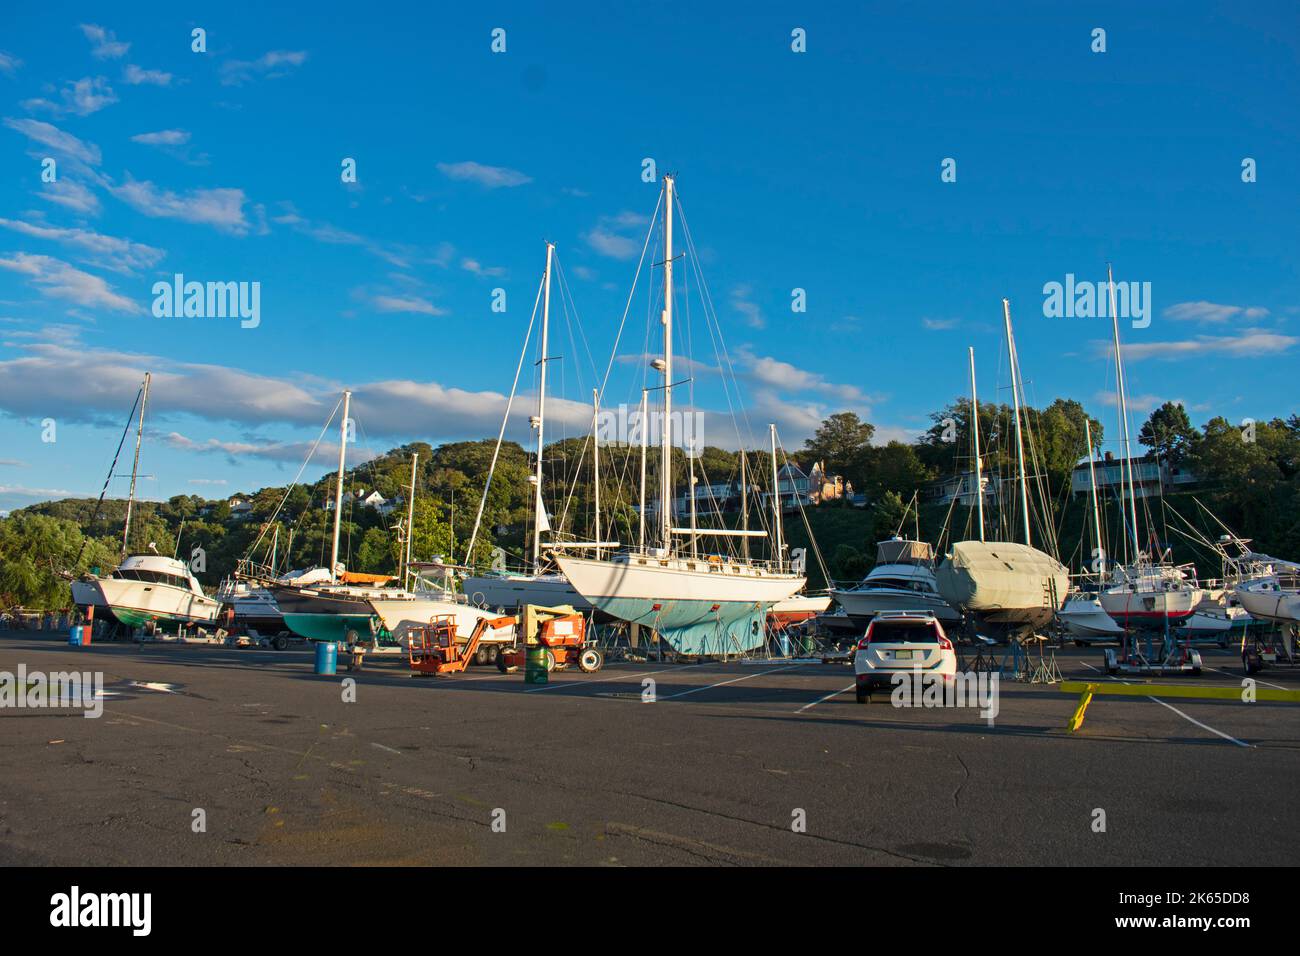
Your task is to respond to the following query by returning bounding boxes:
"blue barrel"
[778,633,791,658]
[314,641,338,675]
[68,625,82,646]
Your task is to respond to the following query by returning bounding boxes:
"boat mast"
[740,448,750,561]
[637,389,648,551]
[659,176,675,553]
[1002,299,1032,547]
[1108,263,1140,564]
[770,424,784,570]
[121,371,151,557]
[329,389,351,581]
[532,241,555,575]
[402,452,418,584]
[968,347,985,543]
[1085,418,1104,581]
[591,389,601,560]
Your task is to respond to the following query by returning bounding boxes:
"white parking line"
[796,684,856,713]
[1145,697,1251,748]
[1203,665,1289,691]
[1080,661,1252,747]
[524,661,706,693]
[656,664,800,701]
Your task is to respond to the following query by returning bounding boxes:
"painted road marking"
[524,662,706,694]
[656,664,801,701]
[796,684,856,713]
[1080,661,1251,747]
[1204,665,1289,691]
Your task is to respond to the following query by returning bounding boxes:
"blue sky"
[1,1,1297,514]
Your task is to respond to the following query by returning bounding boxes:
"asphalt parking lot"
[1,630,1297,866]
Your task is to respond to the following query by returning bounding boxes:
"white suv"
[853,612,957,703]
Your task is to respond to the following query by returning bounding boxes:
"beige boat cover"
[935,541,1069,616]
[875,538,933,565]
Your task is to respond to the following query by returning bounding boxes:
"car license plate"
[893,649,914,660]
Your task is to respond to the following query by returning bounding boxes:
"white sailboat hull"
[367,597,517,642]
[461,573,591,612]
[1098,586,1201,625]
[1058,596,1124,638]
[1234,583,1300,625]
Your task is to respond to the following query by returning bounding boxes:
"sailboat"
[1058,419,1124,641]
[934,312,1070,637]
[77,373,222,628]
[554,176,805,655]
[1094,265,1202,626]
[462,242,593,612]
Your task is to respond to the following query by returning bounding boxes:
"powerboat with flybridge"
[832,538,960,622]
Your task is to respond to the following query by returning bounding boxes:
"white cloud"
[0,52,22,74]
[110,177,248,234]
[1162,301,1270,323]
[922,317,958,331]
[0,218,164,274]
[0,253,140,312]
[123,64,172,86]
[735,345,871,404]
[437,161,532,189]
[1108,330,1299,361]
[219,50,308,86]
[24,77,118,116]
[3,117,102,165]
[80,24,130,59]
[370,295,447,316]
[582,211,650,261]
[39,180,102,216]
[460,257,505,277]
[730,285,765,329]
[131,129,190,146]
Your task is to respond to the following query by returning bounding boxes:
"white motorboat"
[90,554,221,628]
[832,538,960,622]
[1234,571,1300,625]
[1058,592,1124,640]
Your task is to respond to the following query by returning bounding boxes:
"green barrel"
[525,646,549,685]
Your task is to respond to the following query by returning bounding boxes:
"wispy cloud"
[110,177,249,234]
[436,161,532,189]
[460,257,505,278]
[4,117,102,165]
[80,24,130,60]
[370,294,447,316]
[730,284,765,329]
[1162,301,1270,323]
[220,50,308,86]
[1097,329,1299,361]
[0,253,141,313]
[131,129,190,146]
[921,317,958,331]
[0,218,164,274]
[0,52,22,75]
[123,64,172,86]
[24,77,119,117]
[39,179,102,216]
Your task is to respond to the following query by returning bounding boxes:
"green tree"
[803,412,875,475]
[1139,401,1197,464]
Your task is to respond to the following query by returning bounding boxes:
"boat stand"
[1026,636,1062,684]
[1104,619,1202,676]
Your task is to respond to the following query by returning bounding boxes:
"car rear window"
[868,620,939,644]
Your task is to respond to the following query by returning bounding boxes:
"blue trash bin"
[68,625,82,646]
[314,641,338,675]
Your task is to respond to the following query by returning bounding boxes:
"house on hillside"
[228,498,254,521]
[1070,453,1199,499]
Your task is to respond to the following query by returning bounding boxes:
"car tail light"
[857,637,871,649]
[937,635,952,651]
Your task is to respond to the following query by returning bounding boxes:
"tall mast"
[1108,263,1140,563]
[1002,299,1032,547]
[532,241,555,574]
[402,452,418,584]
[1085,418,1104,581]
[740,448,750,561]
[270,525,278,572]
[637,389,648,551]
[122,371,151,557]
[329,389,351,580]
[659,175,675,551]
[968,347,985,543]
[770,424,784,570]
[591,389,601,560]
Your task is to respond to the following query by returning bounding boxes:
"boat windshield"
[113,568,193,589]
